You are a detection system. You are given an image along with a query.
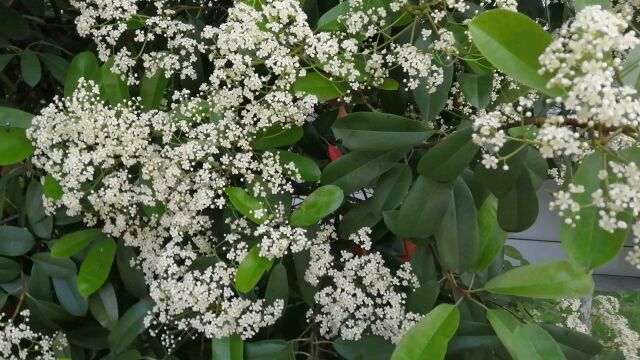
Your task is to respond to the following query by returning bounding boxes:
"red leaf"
[399,240,417,262]
[351,246,367,256]
[328,144,342,161]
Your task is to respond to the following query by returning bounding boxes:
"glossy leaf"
[435,178,480,273]
[20,50,41,87]
[484,260,594,298]
[53,276,89,316]
[391,304,460,360]
[140,70,168,110]
[77,238,117,297]
[89,282,119,329]
[394,177,454,239]
[414,65,454,122]
[513,324,567,360]
[290,185,344,227]
[0,256,20,282]
[321,148,408,194]
[212,335,244,360]
[468,9,563,97]
[459,73,493,109]
[64,51,100,97]
[235,245,273,293]
[0,127,35,165]
[265,263,288,312]
[251,125,303,150]
[272,150,321,182]
[101,59,129,105]
[32,252,77,278]
[224,187,270,224]
[107,298,154,352]
[291,72,347,101]
[0,226,35,256]
[418,126,479,183]
[52,228,103,258]
[43,175,63,200]
[332,112,432,151]
[475,195,509,271]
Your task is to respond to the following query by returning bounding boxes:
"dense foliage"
[1,0,640,359]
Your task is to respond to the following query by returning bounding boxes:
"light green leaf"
[289,185,344,227]
[0,106,33,128]
[468,9,563,97]
[486,309,521,358]
[235,245,273,293]
[474,195,509,271]
[101,59,129,105]
[224,187,270,224]
[575,0,611,11]
[43,175,63,200]
[20,50,41,87]
[52,228,103,258]
[332,112,432,151]
[484,260,594,298]
[212,334,244,360]
[513,324,567,360]
[77,238,117,297]
[0,226,35,256]
[0,127,35,165]
[64,51,100,97]
[418,126,479,183]
[391,304,460,360]
[292,72,347,102]
[271,150,321,182]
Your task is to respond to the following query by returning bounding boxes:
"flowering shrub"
[0,0,639,358]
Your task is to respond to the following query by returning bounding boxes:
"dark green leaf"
[0,226,35,256]
[394,177,454,239]
[484,260,594,298]
[265,263,288,313]
[0,256,20,282]
[89,282,119,329]
[53,276,89,316]
[468,9,563,97]
[334,336,395,360]
[290,185,344,227]
[332,112,432,151]
[32,252,76,278]
[251,125,303,150]
[321,148,408,194]
[0,54,14,73]
[77,238,117,297]
[0,127,35,165]
[39,53,69,84]
[406,280,439,315]
[245,340,295,360]
[235,245,273,293]
[413,65,454,122]
[25,180,52,239]
[107,298,154,352]
[513,324,567,360]
[20,50,41,87]
[116,242,149,298]
[418,126,479,183]
[459,73,493,109]
[497,169,538,232]
[475,195,509,271]
[140,70,168,110]
[52,228,103,258]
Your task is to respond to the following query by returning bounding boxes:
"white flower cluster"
[540,5,640,128]
[0,311,56,360]
[308,247,421,343]
[557,296,640,359]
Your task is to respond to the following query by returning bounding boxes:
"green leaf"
[0,226,35,256]
[212,335,244,360]
[334,336,395,360]
[393,177,454,239]
[475,195,509,271]
[413,65,454,122]
[77,238,117,297]
[272,150,320,182]
[89,282,119,330]
[265,263,288,313]
[20,50,41,87]
[27,263,53,301]
[107,298,154,352]
[31,252,77,278]
[245,340,295,360]
[140,70,168,110]
[622,45,640,90]
[435,178,480,273]
[332,112,432,151]
[0,54,14,73]
[468,9,563,97]
[224,187,270,224]
[235,245,273,293]
[391,304,460,360]
[64,51,100,97]
[115,242,149,298]
[316,1,349,30]
[293,249,317,305]
[378,78,399,91]
[561,153,628,269]
[497,169,539,232]
[251,125,303,150]
[43,175,63,200]
[0,127,35,165]
[289,185,344,227]
[53,275,88,316]
[0,256,20,282]
[321,148,408,194]
[540,324,603,357]
[575,0,611,11]
[52,228,103,258]
[418,126,479,183]
[101,59,129,105]
[406,280,440,315]
[484,260,594,298]
[292,72,347,102]
[513,324,567,360]
[459,73,493,109]
[25,180,52,239]
[38,53,69,84]
[486,309,521,358]
[0,106,33,128]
